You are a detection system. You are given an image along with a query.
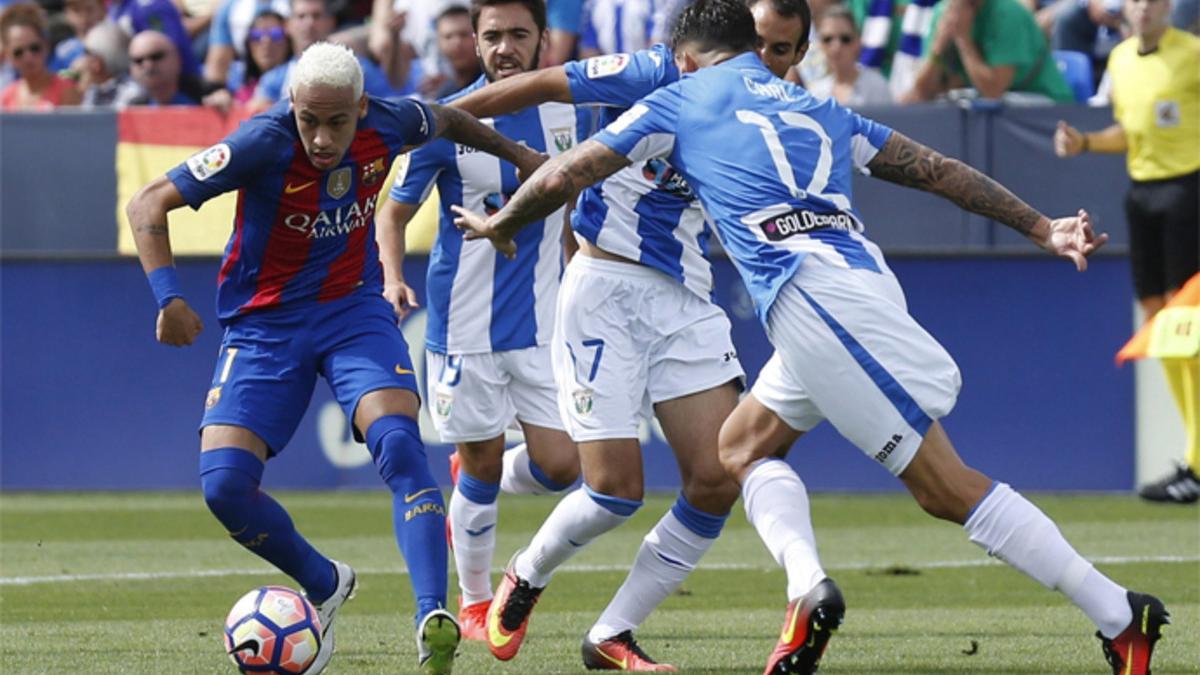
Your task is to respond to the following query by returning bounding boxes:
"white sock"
[514,487,636,588]
[965,482,1131,637]
[743,460,825,600]
[588,506,721,643]
[449,486,497,606]
[500,444,551,495]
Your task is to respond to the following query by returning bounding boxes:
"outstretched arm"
[425,103,546,178]
[449,67,574,119]
[452,139,631,257]
[867,131,1108,269]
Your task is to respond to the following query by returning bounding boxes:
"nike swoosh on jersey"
[395,365,415,376]
[404,487,438,503]
[465,524,495,537]
[284,180,316,194]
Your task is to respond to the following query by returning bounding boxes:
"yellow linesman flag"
[1117,273,1200,364]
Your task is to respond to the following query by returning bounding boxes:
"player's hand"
[157,298,203,346]
[1054,121,1085,157]
[1035,209,1109,271]
[515,148,549,183]
[383,281,420,321]
[451,204,518,259]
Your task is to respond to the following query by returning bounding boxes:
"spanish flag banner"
[1117,273,1200,364]
[115,107,439,255]
[116,107,250,255]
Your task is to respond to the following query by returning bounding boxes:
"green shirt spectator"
[907,0,1074,103]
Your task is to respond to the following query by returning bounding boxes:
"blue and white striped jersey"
[390,76,589,354]
[579,0,675,55]
[564,44,716,299]
[593,53,895,324]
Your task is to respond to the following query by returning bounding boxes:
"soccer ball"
[223,586,323,674]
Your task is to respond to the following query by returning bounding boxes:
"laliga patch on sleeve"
[186,143,232,181]
[586,53,630,79]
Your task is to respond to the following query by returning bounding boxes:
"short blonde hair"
[290,41,364,99]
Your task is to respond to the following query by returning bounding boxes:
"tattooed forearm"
[867,132,1046,236]
[135,223,169,236]
[430,104,529,167]
[491,140,631,239]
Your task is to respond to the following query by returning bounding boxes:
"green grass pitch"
[1,491,1197,673]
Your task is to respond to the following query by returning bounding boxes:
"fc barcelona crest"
[362,158,385,186]
[326,167,352,199]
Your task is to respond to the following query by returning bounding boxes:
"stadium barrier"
[0,254,1133,491]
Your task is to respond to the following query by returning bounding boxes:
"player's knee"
[367,414,435,494]
[681,471,740,514]
[199,449,263,526]
[201,467,257,525]
[532,451,580,488]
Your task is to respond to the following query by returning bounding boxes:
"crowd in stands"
[0,0,1196,110]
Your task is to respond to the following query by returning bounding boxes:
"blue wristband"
[147,266,184,309]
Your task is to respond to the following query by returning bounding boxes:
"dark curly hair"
[670,0,758,54]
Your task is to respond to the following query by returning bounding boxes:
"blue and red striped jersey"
[168,97,434,323]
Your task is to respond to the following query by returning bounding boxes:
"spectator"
[385,0,455,89]
[1053,0,1124,80]
[844,0,906,76]
[128,29,198,104]
[108,0,201,76]
[78,19,140,107]
[49,0,103,71]
[808,5,894,105]
[1,2,81,109]
[902,0,1075,103]
[227,9,290,102]
[249,0,394,110]
[421,4,478,99]
[578,0,673,58]
[1055,0,1199,503]
[544,0,582,65]
[202,0,290,98]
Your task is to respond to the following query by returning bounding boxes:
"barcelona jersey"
[168,97,434,323]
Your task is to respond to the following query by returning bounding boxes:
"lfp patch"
[186,143,232,181]
[586,53,630,79]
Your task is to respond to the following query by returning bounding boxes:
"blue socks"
[200,448,336,603]
[367,414,447,624]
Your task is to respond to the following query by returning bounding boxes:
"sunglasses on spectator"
[131,50,168,66]
[249,27,287,42]
[11,42,43,59]
[821,34,855,45]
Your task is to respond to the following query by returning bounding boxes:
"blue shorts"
[200,293,419,453]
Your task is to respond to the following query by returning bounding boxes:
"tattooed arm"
[427,103,546,179]
[867,131,1108,269]
[452,140,631,258]
[126,176,204,345]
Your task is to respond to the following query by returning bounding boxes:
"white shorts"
[552,255,745,442]
[426,345,564,444]
[751,256,961,475]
